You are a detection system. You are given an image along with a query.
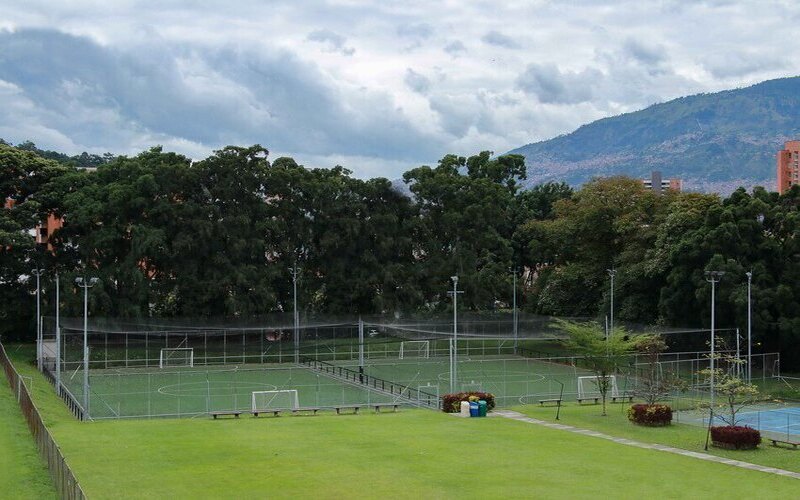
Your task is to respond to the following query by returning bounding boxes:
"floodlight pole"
[704,270,724,412]
[746,271,752,384]
[607,268,616,340]
[511,268,518,353]
[32,268,44,371]
[75,276,98,418]
[448,276,463,393]
[55,272,61,394]
[290,266,300,364]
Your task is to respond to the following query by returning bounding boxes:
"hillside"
[506,76,800,193]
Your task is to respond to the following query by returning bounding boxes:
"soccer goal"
[577,375,619,399]
[159,348,194,368]
[399,340,430,359]
[251,390,300,412]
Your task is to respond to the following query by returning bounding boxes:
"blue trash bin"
[469,401,479,417]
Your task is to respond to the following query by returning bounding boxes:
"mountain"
[506,76,800,193]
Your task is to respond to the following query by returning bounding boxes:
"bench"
[576,397,600,405]
[251,410,282,417]
[372,403,400,413]
[334,405,362,415]
[291,407,322,415]
[770,439,800,450]
[211,410,242,419]
[539,399,562,407]
[611,395,634,403]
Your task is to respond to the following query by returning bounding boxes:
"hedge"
[627,404,672,426]
[441,392,496,413]
[710,426,761,449]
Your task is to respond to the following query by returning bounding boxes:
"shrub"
[710,426,761,449]
[627,403,672,426]
[441,392,496,413]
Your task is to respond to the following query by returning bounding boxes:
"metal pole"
[746,271,752,383]
[512,269,518,352]
[705,271,724,412]
[448,276,463,393]
[290,266,300,364]
[76,276,98,418]
[55,273,61,393]
[607,268,616,338]
[358,317,364,383]
[32,268,43,370]
[736,328,740,378]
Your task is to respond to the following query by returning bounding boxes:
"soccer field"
[60,352,630,419]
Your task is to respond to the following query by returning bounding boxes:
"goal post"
[577,375,619,399]
[251,390,300,411]
[399,340,430,359]
[159,348,194,368]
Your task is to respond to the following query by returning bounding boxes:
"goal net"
[159,348,194,368]
[251,390,300,412]
[577,375,619,399]
[399,340,430,359]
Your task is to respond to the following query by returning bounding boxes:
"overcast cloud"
[0,0,799,178]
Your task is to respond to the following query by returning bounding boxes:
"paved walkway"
[493,409,800,480]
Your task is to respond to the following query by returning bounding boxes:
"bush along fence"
[0,341,86,500]
[442,392,496,413]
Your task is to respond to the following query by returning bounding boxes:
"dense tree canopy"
[2,141,799,367]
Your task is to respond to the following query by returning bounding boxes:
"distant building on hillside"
[641,171,682,193]
[777,140,800,194]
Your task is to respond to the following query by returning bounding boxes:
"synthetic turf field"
[60,353,628,419]
[8,345,800,499]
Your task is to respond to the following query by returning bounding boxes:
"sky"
[1,0,799,179]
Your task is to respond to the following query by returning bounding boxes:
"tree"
[631,335,685,406]
[700,353,761,426]
[556,319,636,415]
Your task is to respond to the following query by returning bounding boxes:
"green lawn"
[6,344,800,499]
[515,402,800,473]
[0,366,56,499]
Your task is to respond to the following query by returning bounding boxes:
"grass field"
[0,367,56,499]
[6,344,800,499]
[516,403,800,473]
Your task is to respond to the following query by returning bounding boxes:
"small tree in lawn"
[632,335,686,406]
[700,354,761,427]
[556,319,635,416]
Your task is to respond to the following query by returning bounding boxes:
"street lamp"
[607,268,616,340]
[447,276,463,393]
[75,276,99,418]
[511,268,518,353]
[31,268,44,371]
[746,271,752,384]
[55,273,61,394]
[704,270,724,414]
[289,266,300,364]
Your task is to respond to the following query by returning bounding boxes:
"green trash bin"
[478,400,488,417]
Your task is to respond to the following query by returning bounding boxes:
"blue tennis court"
[725,407,800,437]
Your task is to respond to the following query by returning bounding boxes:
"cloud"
[397,23,433,39]
[701,51,785,78]
[307,29,355,56]
[516,63,602,104]
[622,38,666,66]
[443,40,466,56]
[404,68,431,94]
[0,28,440,171]
[481,30,520,49]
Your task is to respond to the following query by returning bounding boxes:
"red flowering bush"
[441,392,496,413]
[710,426,761,449]
[627,403,672,426]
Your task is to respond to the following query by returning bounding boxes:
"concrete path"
[493,409,800,480]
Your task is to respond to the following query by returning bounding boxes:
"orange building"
[777,140,800,194]
[4,197,63,250]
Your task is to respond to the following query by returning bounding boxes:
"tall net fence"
[37,314,783,419]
